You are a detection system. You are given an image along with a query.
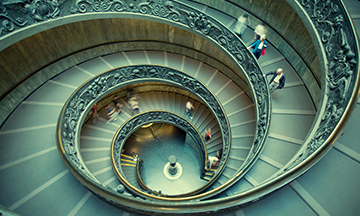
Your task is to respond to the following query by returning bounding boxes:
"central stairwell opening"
[123,123,207,195]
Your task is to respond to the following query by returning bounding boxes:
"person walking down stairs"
[185,101,194,120]
[112,95,123,113]
[128,94,140,115]
[232,13,250,39]
[247,35,267,59]
[204,128,212,142]
[90,104,99,123]
[263,68,286,94]
[207,155,219,170]
[105,104,119,124]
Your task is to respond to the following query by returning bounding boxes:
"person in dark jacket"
[112,96,123,112]
[247,35,267,59]
[263,68,285,94]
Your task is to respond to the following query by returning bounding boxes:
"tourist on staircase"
[185,101,194,120]
[90,104,99,123]
[207,155,219,170]
[128,94,140,115]
[105,104,119,124]
[263,68,286,94]
[247,35,267,59]
[253,23,267,42]
[204,128,212,142]
[112,95,123,113]
[233,13,250,39]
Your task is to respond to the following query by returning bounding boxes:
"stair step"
[181,96,190,117]
[148,93,157,110]
[146,51,165,65]
[121,158,137,164]
[138,93,150,112]
[168,92,176,112]
[195,108,211,129]
[191,102,204,124]
[154,91,163,110]
[175,94,183,114]
[121,163,136,167]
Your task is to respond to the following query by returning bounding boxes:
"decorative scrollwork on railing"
[43,0,269,201]
[112,111,207,196]
[139,0,180,21]
[8,0,357,212]
[0,0,64,35]
[174,1,269,172]
[3,0,269,178]
[27,0,62,21]
[1,1,270,148]
[0,5,27,35]
[58,65,229,181]
[280,0,358,172]
[71,0,128,13]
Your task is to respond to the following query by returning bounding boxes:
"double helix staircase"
[78,50,256,194]
[0,48,314,215]
[0,0,359,215]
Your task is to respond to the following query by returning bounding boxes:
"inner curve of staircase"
[0,43,315,214]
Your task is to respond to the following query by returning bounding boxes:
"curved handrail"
[172,0,359,207]
[135,158,163,196]
[111,110,210,197]
[266,0,360,177]
[54,0,270,201]
[40,0,271,213]
[57,64,235,200]
[0,0,355,215]
[194,0,360,209]
[2,1,270,163]
[3,1,270,198]
[50,0,358,214]
[136,158,149,191]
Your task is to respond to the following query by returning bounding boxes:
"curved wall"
[0,18,241,97]
[0,18,251,126]
[0,0,322,126]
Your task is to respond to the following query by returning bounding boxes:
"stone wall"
[0,18,250,126]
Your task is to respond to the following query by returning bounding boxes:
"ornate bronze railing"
[2,0,270,195]
[177,0,359,209]
[1,0,356,214]
[136,158,149,191]
[111,110,210,197]
[54,0,269,203]
[57,64,235,199]
[135,158,164,196]
[261,0,360,180]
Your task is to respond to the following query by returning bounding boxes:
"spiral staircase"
[0,0,359,215]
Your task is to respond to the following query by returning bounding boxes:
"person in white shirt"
[185,101,194,119]
[207,155,219,169]
[128,94,140,114]
[233,14,249,39]
[263,68,286,94]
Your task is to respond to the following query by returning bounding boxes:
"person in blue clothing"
[105,104,118,124]
[247,35,267,59]
[112,95,123,112]
[263,68,286,94]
